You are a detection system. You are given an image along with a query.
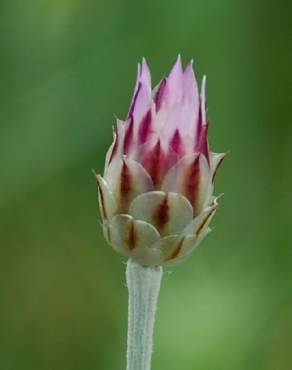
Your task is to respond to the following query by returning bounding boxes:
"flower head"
[95,56,225,266]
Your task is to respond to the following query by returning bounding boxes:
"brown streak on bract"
[109,128,118,164]
[128,82,141,118]
[127,221,136,250]
[155,78,166,111]
[196,208,216,236]
[96,178,107,219]
[123,116,134,154]
[170,129,182,155]
[153,193,169,232]
[212,154,226,182]
[169,238,185,260]
[144,140,164,188]
[139,109,152,144]
[183,155,200,214]
[120,160,132,203]
[198,125,210,164]
[107,226,112,245]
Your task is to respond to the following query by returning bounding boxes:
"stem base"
[126,259,163,370]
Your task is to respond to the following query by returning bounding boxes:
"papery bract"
[95,56,225,266]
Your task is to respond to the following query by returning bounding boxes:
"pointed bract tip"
[91,168,98,178]
[184,60,194,73]
[199,75,208,126]
[183,60,197,86]
[216,193,224,201]
[139,57,151,89]
[176,54,183,67]
[141,57,149,73]
[142,56,147,65]
[166,55,184,100]
[185,58,194,70]
[201,75,207,94]
[169,55,183,75]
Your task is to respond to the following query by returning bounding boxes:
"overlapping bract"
[95,56,225,266]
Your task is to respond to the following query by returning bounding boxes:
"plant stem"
[126,259,163,370]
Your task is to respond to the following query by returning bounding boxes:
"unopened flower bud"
[95,56,225,266]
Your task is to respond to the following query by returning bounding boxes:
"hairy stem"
[126,259,163,370]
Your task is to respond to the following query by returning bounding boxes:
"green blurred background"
[0,0,291,369]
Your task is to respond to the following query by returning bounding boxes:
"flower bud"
[95,56,225,266]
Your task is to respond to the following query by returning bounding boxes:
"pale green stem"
[126,259,163,370]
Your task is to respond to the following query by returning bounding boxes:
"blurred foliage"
[0,0,291,369]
